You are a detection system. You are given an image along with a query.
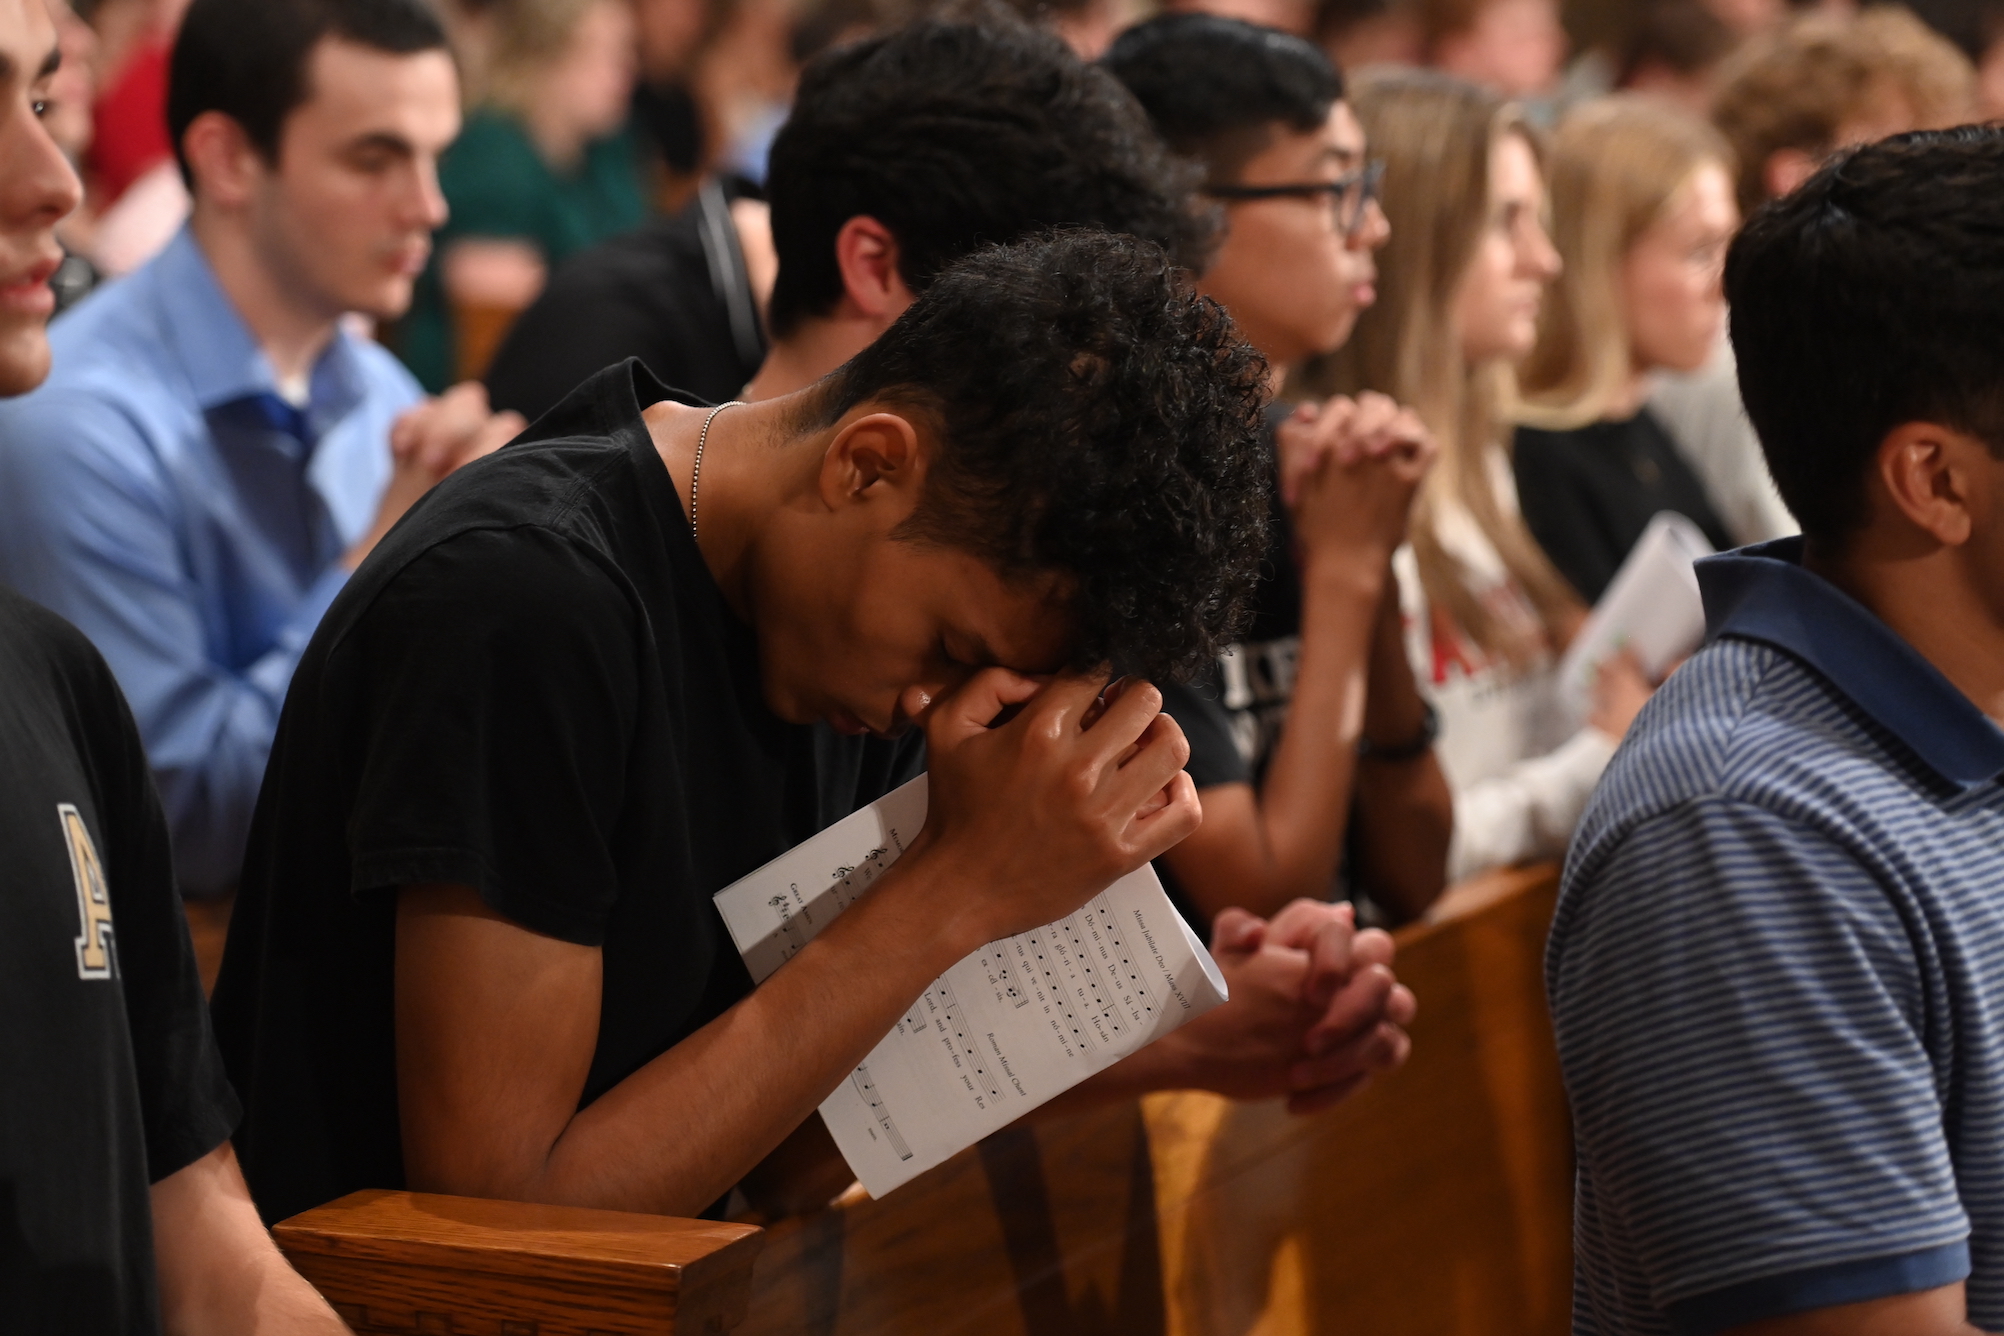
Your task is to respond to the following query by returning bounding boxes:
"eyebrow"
[0,42,62,88]
[344,131,416,157]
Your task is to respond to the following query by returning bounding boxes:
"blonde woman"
[402,0,646,391]
[1315,69,1650,882]
[1511,96,1739,602]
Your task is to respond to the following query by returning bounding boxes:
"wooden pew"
[256,863,1566,1335]
[734,863,1570,1336]
[273,1190,763,1336]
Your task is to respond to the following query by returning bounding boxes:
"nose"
[1349,197,1390,251]
[411,157,450,232]
[1521,215,1561,281]
[2,104,82,236]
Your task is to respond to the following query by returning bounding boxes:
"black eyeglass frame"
[1201,160,1386,238]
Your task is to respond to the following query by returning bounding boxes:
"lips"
[0,252,61,316]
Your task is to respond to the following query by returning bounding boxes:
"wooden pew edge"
[275,1189,765,1330]
[1407,862,1562,946]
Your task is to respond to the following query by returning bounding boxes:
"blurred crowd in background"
[14,0,1993,910]
[42,0,1996,390]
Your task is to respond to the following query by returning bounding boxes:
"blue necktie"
[233,391,314,448]
[217,391,337,572]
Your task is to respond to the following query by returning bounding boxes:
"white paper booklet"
[713,774,1228,1197]
[1557,511,1715,724]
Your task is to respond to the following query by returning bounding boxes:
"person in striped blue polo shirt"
[1546,127,2004,1335]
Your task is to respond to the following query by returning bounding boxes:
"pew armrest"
[273,1189,764,1336]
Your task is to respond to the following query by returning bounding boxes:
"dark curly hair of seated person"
[807,228,1273,685]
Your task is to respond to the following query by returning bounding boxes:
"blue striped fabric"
[1546,540,2004,1335]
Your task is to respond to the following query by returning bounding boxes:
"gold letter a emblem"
[60,804,114,980]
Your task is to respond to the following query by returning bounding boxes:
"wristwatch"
[1357,701,1439,762]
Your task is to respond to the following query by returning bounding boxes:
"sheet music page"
[1556,511,1715,725]
[713,774,1228,1197]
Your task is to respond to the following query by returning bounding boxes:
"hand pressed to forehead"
[911,667,1199,947]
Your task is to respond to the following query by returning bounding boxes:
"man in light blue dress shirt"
[0,0,523,896]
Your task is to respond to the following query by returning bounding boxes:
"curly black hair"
[765,18,1216,338]
[811,229,1273,684]
[1726,126,2004,548]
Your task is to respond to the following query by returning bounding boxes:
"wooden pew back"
[736,864,1572,1336]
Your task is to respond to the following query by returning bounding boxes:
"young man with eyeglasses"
[1103,15,1453,933]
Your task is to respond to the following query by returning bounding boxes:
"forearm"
[151,1144,348,1336]
[1349,581,1451,920]
[444,857,983,1217]
[1233,554,1386,910]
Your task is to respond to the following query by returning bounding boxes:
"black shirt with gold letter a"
[0,588,239,1334]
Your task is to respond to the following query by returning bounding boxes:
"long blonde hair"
[1309,68,1577,664]
[1515,96,1733,428]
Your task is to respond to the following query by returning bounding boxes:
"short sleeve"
[68,624,241,1182]
[1550,797,1970,1334]
[342,527,643,946]
[1159,674,1250,791]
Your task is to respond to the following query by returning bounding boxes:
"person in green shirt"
[402,0,647,391]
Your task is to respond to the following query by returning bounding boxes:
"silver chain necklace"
[690,401,744,544]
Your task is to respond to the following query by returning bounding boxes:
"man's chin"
[0,326,53,398]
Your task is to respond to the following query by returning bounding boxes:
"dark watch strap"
[1357,701,1439,763]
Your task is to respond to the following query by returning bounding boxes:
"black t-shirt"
[211,362,924,1225]
[1159,422,1297,797]
[0,589,239,1334]
[1162,496,1299,794]
[1154,462,1300,932]
[1513,408,1735,604]
[484,190,766,424]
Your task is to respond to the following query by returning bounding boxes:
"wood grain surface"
[274,1189,764,1336]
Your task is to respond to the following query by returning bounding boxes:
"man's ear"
[180,111,266,211]
[817,410,928,515]
[1763,147,1819,202]
[1875,421,1990,548]
[833,216,917,326]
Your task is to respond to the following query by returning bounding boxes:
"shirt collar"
[154,225,369,428]
[1699,537,2004,790]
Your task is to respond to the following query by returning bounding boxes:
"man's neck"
[1806,539,2004,725]
[189,206,342,389]
[645,395,818,618]
[743,312,886,403]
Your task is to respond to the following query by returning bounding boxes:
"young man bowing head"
[214,229,1418,1224]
